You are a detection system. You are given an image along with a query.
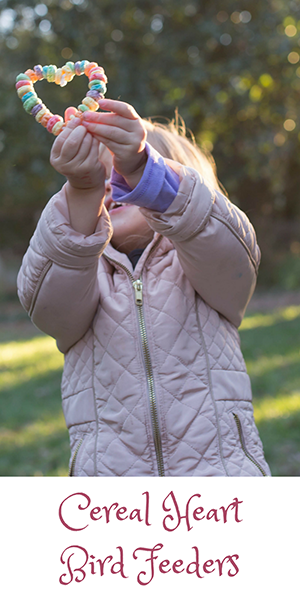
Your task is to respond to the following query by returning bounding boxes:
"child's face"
[100,146,153,254]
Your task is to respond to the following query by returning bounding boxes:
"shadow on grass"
[0,301,41,344]
[0,369,63,428]
[0,370,69,476]
[240,313,300,356]
[0,414,70,477]
[257,411,300,476]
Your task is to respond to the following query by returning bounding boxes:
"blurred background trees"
[1,0,300,289]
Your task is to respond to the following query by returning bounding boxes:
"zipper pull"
[133,279,143,306]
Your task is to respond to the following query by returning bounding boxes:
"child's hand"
[50,118,106,190]
[81,99,147,188]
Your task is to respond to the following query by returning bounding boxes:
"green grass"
[239,305,300,476]
[0,299,299,476]
[0,303,68,476]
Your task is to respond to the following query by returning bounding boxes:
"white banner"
[1,477,298,599]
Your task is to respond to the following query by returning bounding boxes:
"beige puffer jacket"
[17,163,271,477]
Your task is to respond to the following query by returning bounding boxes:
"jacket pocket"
[69,438,83,476]
[232,412,267,476]
[67,421,96,476]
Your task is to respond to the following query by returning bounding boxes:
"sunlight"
[241,305,300,330]
[0,336,63,390]
[254,392,300,423]
[0,335,59,361]
[246,349,300,376]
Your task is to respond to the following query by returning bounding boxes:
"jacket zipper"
[232,413,267,476]
[103,237,165,476]
[68,438,83,476]
[133,278,165,476]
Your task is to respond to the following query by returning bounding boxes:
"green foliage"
[275,253,300,289]
[1,0,300,257]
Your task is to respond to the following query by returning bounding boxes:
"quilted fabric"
[68,421,96,477]
[216,399,270,476]
[198,300,246,372]
[17,167,271,477]
[62,329,94,398]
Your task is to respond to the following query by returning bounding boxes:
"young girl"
[17,99,270,477]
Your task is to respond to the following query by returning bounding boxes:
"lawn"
[0,296,299,476]
[0,301,67,476]
[239,301,300,476]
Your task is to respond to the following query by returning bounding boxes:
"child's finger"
[74,131,94,164]
[86,135,132,158]
[82,122,133,145]
[59,125,88,162]
[97,99,140,120]
[64,117,83,132]
[82,111,138,132]
[51,118,82,159]
[81,136,102,170]
[92,136,101,158]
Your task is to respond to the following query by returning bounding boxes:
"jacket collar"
[103,232,167,276]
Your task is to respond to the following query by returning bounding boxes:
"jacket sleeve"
[17,185,113,353]
[140,162,260,328]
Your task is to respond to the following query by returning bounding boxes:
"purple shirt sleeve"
[110,142,180,213]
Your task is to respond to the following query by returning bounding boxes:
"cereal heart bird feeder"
[15,60,107,135]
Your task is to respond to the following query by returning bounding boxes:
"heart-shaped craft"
[15,60,107,135]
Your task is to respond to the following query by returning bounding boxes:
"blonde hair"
[143,113,224,194]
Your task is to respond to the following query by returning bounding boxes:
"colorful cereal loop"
[15,61,108,135]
